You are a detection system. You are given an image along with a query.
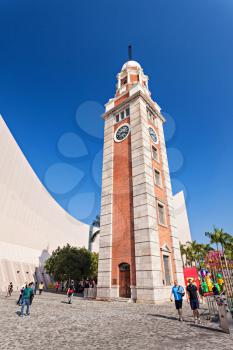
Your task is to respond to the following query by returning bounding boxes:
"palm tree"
[186,240,201,266]
[198,243,213,267]
[222,232,233,256]
[205,227,226,251]
[224,235,233,260]
[205,227,233,257]
[185,243,196,267]
[184,241,213,268]
[179,241,197,267]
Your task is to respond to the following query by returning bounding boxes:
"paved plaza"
[0,292,233,350]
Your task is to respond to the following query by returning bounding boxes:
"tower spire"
[128,45,132,60]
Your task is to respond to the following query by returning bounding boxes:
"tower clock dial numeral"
[114,124,130,142]
[149,127,158,144]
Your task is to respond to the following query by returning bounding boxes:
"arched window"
[119,263,130,271]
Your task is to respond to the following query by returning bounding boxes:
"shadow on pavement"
[189,324,224,333]
[148,314,178,321]
[149,314,225,333]
[61,301,72,304]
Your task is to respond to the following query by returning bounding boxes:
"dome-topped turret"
[113,59,150,100]
[121,60,141,71]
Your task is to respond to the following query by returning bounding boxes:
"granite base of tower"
[97,285,174,303]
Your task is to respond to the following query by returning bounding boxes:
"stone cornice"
[102,91,165,123]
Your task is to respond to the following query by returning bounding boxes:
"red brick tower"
[97,60,184,302]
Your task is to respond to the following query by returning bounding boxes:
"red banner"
[183,267,200,289]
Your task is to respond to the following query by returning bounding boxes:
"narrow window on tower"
[121,76,127,86]
[163,255,171,286]
[125,107,130,117]
[152,146,159,161]
[147,108,153,121]
[154,169,162,187]
[158,202,166,226]
[115,114,119,123]
[153,116,158,127]
[147,109,151,120]
[120,111,125,120]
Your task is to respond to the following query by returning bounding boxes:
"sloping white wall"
[0,116,89,291]
[173,191,192,245]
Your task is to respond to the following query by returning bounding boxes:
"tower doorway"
[119,263,131,298]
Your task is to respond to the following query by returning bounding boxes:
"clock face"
[114,124,130,142]
[149,127,158,144]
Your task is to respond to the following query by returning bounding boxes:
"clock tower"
[97,59,184,302]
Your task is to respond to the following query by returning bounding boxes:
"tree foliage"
[180,227,233,268]
[44,244,98,281]
[205,227,233,254]
[90,252,99,280]
[180,241,213,268]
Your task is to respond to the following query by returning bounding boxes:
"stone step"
[96,297,133,303]
[111,297,131,303]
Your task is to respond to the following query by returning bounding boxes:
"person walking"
[79,279,84,294]
[30,283,35,305]
[20,282,34,317]
[55,281,60,293]
[70,280,75,292]
[6,282,13,297]
[84,279,89,299]
[170,280,185,321]
[17,285,25,305]
[92,279,97,298]
[38,281,44,295]
[34,282,38,295]
[31,282,35,295]
[186,279,201,324]
[67,285,74,304]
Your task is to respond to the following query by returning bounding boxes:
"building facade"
[173,191,192,246]
[0,116,89,292]
[97,60,185,302]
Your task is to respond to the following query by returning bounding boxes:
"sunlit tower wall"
[97,59,184,302]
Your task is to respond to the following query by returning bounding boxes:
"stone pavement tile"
[0,292,232,350]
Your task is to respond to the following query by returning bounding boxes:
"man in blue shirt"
[170,280,185,321]
[20,282,34,317]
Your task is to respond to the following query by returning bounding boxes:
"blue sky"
[0,0,233,242]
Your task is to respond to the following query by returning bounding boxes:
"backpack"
[177,286,185,297]
[68,288,74,296]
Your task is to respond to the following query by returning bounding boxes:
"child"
[55,281,60,293]
[38,281,44,295]
[67,285,74,304]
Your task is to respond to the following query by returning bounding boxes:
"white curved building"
[0,116,89,292]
